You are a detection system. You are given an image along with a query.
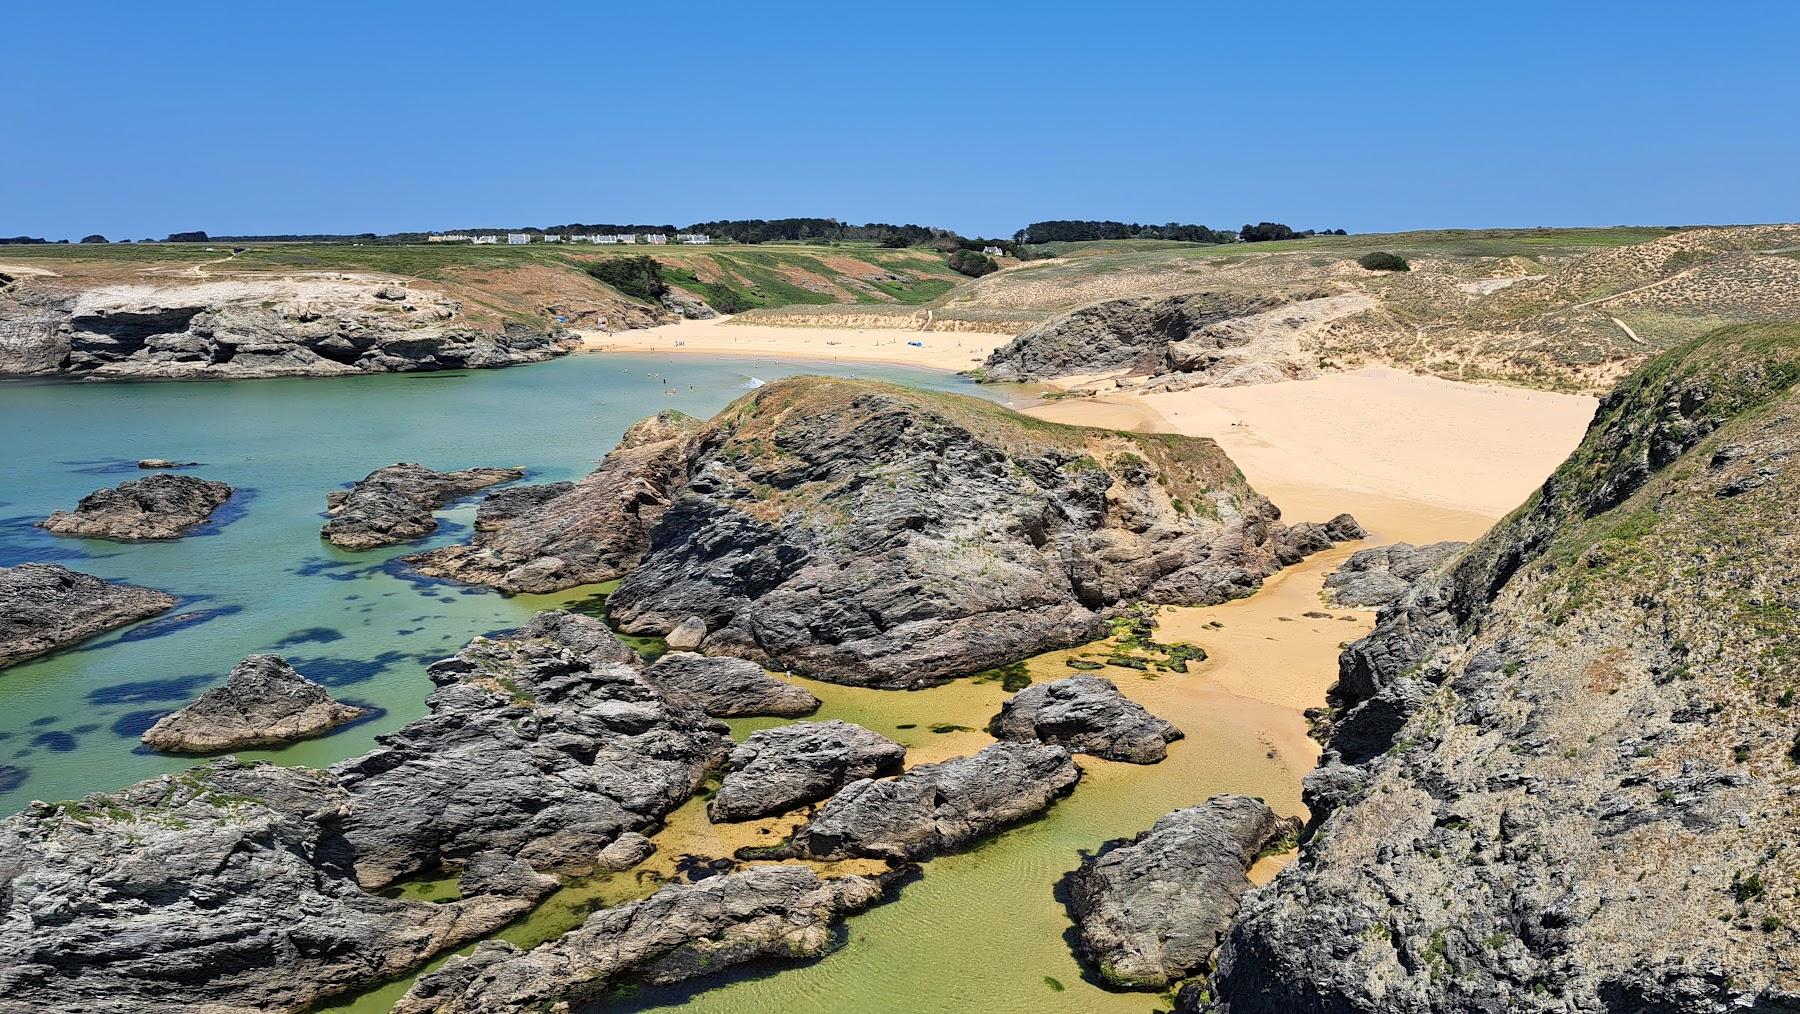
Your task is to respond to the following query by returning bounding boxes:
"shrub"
[79,234,109,244]
[586,255,668,302]
[1358,251,1411,272]
[948,249,998,277]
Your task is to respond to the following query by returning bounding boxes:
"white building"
[645,234,668,245]
[982,245,1005,257]
[676,233,712,245]
[428,233,470,243]
[541,234,564,243]
[507,234,531,245]
[472,235,498,245]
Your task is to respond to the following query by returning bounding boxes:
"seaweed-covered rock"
[39,473,233,540]
[641,651,819,718]
[322,463,522,550]
[788,741,1081,861]
[140,654,365,753]
[0,563,176,669]
[1067,795,1294,989]
[1322,541,1467,608]
[709,720,906,822]
[394,866,886,1014]
[988,675,1182,763]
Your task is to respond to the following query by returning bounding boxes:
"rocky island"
[139,654,365,753]
[322,463,524,550]
[0,563,176,669]
[38,473,234,540]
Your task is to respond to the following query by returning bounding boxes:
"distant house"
[472,235,498,245]
[428,233,471,243]
[507,234,531,245]
[645,234,668,245]
[676,233,712,245]
[617,234,639,245]
[982,245,1004,257]
[542,234,563,243]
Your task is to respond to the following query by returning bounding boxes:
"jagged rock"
[709,720,906,822]
[987,675,1182,763]
[330,612,731,887]
[407,411,702,591]
[640,651,819,718]
[140,654,365,753]
[1204,325,1800,1013]
[665,614,707,650]
[322,463,523,550]
[1067,795,1295,989]
[39,473,233,540]
[1323,540,1468,608]
[593,378,1361,688]
[0,563,176,669]
[0,275,575,380]
[0,758,553,1014]
[394,866,886,1014]
[787,741,1081,861]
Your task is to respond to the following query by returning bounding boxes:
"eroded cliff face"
[1204,324,1800,1013]
[0,274,574,379]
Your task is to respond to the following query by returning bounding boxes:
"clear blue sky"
[7,1,1796,240]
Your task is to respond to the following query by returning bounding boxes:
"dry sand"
[577,315,1012,373]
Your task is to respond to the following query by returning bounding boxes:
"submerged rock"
[137,458,198,469]
[0,758,553,1013]
[322,462,523,550]
[788,741,1081,861]
[641,651,820,718]
[140,654,365,753]
[1067,795,1294,989]
[987,675,1182,763]
[709,720,907,822]
[0,563,176,669]
[394,866,886,1014]
[39,473,234,540]
[1322,540,1467,608]
[407,411,702,591]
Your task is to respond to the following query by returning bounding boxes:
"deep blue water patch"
[87,674,213,706]
[111,710,168,739]
[29,716,58,728]
[31,731,78,753]
[188,487,257,537]
[74,603,244,652]
[57,457,145,476]
[0,513,96,566]
[332,703,389,734]
[70,723,100,735]
[287,651,410,688]
[293,557,384,581]
[273,626,346,648]
[10,748,29,760]
[0,765,26,793]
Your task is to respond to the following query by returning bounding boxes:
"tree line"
[1014,220,1346,245]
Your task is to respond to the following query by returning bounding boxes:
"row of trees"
[1014,220,1347,245]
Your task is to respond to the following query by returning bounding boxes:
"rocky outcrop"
[38,473,234,540]
[0,563,176,669]
[407,411,703,591]
[582,378,1362,688]
[330,610,731,887]
[988,675,1182,763]
[786,741,1081,861]
[1067,795,1295,989]
[322,463,523,550]
[1203,324,1800,1012]
[709,720,907,822]
[1150,293,1377,390]
[0,758,555,1014]
[1321,540,1468,608]
[0,275,575,380]
[394,866,886,1014]
[640,651,820,718]
[140,654,365,753]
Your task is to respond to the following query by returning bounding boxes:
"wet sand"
[578,316,1012,373]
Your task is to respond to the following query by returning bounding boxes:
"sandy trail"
[576,315,1011,373]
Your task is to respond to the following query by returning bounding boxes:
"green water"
[1,356,1313,1014]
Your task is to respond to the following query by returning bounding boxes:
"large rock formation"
[988,674,1183,763]
[1067,795,1295,990]
[1321,540,1468,608]
[329,610,730,887]
[0,758,554,1014]
[786,741,1081,861]
[140,654,365,753]
[0,275,575,380]
[640,651,820,718]
[528,377,1360,688]
[1203,324,1800,1012]
[709,719,907,822]
[0,563,176,669]
[407,410,702,591]
[394,866,886,1014]
[38,473,234,540]
[322,463,523,550]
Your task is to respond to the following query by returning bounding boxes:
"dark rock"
[1068,795,1296,989]
[322,463,523,550]
[139,654,365,753]
[39,473,233,540]
[0,563,176,669]
[788,741,1080,861]
[393,866,885,1014]
[641,651,819,718]
[1323,540,1467,608]
[709,720,906,822]
[987,675,1182,763]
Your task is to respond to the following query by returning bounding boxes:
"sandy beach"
[577,315,1013,373]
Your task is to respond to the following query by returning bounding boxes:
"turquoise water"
[0,355,1002,813]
